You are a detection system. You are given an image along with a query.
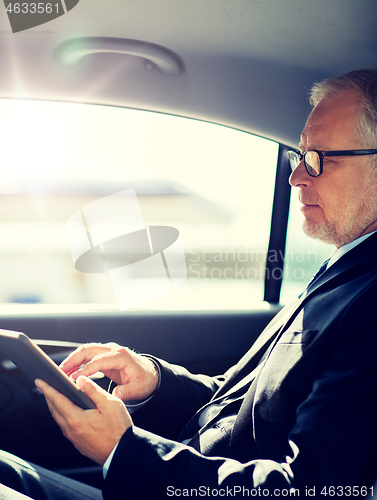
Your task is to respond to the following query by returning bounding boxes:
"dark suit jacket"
[103,233,377,499]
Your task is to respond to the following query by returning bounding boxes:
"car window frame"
[263,144,292,304]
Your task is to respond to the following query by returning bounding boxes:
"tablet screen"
[0,329,96,410]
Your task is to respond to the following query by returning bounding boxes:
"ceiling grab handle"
[57,37,183,75]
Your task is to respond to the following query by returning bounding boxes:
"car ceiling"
[0,0,376,147]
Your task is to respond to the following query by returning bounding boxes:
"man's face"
[289,89,377,248]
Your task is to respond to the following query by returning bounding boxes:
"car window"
[0,99,278,312]
[280,189,333,303]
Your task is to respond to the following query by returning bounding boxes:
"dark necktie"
[177,412,201,442]
[306,258,330,290]
[298,258,330,298]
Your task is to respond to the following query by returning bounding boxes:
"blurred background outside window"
[0,99,331,312]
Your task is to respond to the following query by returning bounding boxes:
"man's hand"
[60,343,159,402]
[35,376,132,465]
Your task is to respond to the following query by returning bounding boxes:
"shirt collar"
[326,230,377,269]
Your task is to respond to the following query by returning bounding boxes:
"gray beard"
[303,180,377,248]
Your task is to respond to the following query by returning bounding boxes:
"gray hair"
[309,69,377,151]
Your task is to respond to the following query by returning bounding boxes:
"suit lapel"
[228,232,377,459]
[215,282,312,400]
[212,300,299,399]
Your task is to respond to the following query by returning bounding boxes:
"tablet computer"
[0,329,96,410]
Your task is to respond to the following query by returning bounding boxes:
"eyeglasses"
[287,149,377,177]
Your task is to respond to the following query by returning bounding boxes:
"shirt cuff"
[102,443,118,479]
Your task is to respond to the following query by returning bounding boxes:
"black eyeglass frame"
[287,149,377,177]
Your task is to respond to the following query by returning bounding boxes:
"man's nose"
[289,159,311,187]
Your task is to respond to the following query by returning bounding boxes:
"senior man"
[1,69,377,499]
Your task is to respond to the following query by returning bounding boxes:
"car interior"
[0,0,376,492]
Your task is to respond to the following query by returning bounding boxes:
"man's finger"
[76,376,123,410]
[35,379,83,429]
[60,344,110,374]
[69,357,105,380]
[112,381,141,402]
[70,349,132,382]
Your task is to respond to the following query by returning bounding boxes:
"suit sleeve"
[103,426,294,499]
[103,283,377,499]
[130,357,224,440]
